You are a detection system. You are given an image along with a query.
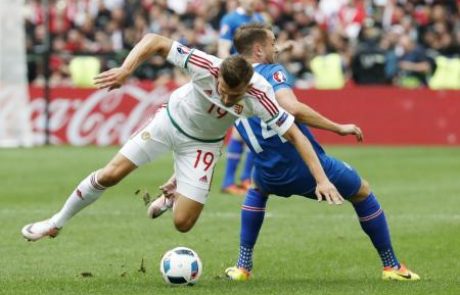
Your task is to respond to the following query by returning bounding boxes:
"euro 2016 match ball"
[160,247,202,285]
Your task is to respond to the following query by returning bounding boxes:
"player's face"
[260,31,278,64]
[217,76,251,107]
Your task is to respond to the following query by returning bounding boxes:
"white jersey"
[166,41,294,142]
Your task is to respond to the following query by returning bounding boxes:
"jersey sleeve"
[267,64,293,92]
[249,85,294,136]
[265,107,294,136]
[166,41,220,79]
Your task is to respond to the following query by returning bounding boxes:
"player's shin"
[50,171,107,228]
[351,193,400,268]
[237,188,268,272]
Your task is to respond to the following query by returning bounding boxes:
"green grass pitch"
[1,146,459,294]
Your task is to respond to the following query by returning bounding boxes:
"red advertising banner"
[297,87,460,145]
[29,85,460,145]
[29,84,174,145]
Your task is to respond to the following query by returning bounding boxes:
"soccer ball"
[160,247,202,285]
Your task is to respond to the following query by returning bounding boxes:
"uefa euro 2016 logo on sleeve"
[273,70,287,83]
[276,112,288,127]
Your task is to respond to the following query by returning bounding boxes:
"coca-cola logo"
[29,85,172,145]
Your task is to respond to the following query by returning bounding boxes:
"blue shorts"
[253,155,361,200]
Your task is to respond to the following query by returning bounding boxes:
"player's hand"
[94,67,130,91]
[315,180,344,205]
[337,124,363,142]
[278,40,296,53]
[159,177,177,199]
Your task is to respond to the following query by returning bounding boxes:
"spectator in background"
[218,0,265,58]
[23,0,459,88]
[337,0,366,40]
[396,34,433,88]
[352,20,389,84]
[379,26,401,83]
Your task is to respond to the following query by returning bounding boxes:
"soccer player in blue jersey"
[223,24,420,281]
[218,0,265,58]
[218,0,266,196]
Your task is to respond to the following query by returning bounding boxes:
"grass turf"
[1,146,459,294]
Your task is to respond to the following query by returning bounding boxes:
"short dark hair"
[233,23,272,55]
[220,55,254,88]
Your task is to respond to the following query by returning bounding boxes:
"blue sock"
[352,193,400,268]
[237,188,268,271]
[240,150,254,182]
[222,138,244,188]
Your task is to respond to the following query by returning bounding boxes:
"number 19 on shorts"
[194,150,215,171]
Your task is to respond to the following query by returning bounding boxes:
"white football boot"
[21,219,60,241]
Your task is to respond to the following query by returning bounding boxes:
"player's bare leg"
[148,193,203,233]
[21,153,137,241]
[147,181,204,233]
[172,194,204,232]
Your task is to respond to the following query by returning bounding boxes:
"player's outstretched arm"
[282,124,344,205]
[94,34,173,91]
[275,88,363,142]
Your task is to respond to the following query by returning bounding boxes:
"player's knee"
[98,166,126,187]
[173,216,194,233]
[98,156,136,187]
[97,169,118,187]
[350,179,371,203]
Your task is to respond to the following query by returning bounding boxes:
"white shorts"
[120,108,223,204]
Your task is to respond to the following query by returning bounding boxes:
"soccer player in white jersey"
[21,33,344,241]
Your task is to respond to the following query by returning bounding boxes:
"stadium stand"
[24,0,460,89]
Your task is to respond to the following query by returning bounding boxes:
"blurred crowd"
[25,0,460,88]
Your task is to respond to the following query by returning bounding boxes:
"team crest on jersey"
[273,70,287,83]
[177,45,190,55]
[234,104,243,114]
[275,112,288,127]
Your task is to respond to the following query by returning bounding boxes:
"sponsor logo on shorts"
[276,112,288,127]
[199,175,208,183]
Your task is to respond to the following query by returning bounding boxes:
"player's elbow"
[143,33,160,44]
[143,33,171,57]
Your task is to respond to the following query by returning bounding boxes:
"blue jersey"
[235,64,361,198]
[219,8,265,54]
